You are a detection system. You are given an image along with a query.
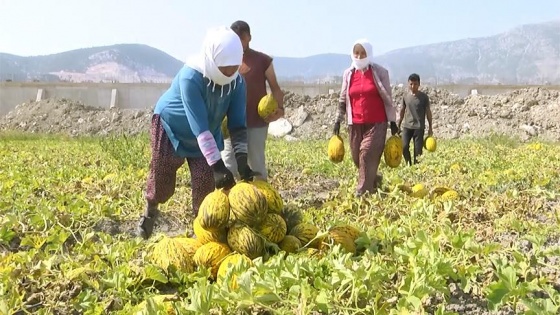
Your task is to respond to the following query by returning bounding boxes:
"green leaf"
[406,295,422,309]
[143,265,168,283]
[315,290,330,313]
[486,283,509,310]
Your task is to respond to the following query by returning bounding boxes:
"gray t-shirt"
[402,91,430,129]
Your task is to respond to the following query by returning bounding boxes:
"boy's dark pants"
[402,127,424,165]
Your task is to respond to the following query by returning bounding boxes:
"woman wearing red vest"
[333,39,400,197]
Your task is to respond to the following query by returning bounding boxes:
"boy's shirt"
[402,91,430,130]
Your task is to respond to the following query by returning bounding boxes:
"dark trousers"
[402,127,424,166]
[144,114,214,216]
[349,122,387,194]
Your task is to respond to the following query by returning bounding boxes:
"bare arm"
[264,63,285,122]
[426,97,433,134]
[397,98,406,128]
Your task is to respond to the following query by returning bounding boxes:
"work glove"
[390,122,400,136]
[211,159,236,190]
[235,153,260,181]
[333,121,341,136]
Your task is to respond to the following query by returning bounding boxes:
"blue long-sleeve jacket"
[154,65,247,159]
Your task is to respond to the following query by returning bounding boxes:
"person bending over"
[137,26,257,240]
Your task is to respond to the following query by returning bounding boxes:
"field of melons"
[1,131,559,315]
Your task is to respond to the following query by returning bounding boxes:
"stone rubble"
[1,87,559,142]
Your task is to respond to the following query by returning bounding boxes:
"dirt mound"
[281,86,560,142]
[1,87,559,142]
[0,98,153,136]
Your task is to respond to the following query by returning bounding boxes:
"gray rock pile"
[1,87,558,142]
[0,98,153,136]
[275,86,560,142]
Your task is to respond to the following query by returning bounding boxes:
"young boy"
[397,73,433,166]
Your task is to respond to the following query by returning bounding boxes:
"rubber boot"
[137,203,160,240]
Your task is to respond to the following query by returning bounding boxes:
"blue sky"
[0,0,558,60]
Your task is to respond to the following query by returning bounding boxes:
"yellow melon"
[251,180,284,214]
[228,182,268,227]
[289,223,321,248]
[217,253,253,290]
[327,135,345,163]
[193,242,232,279]
[227,223,265,259]
[278,235,302,253]
[173,237,202,257]
[198,189,230,231]
[257,94,278,118]
[384,135,403,168]
[258,213,287,243]
[424,136,437,152]
[149,236,196,273]
[193,217,227,244]
[411,184,428,198]
[439,190,459,202]
[326,229,356,254]
[328,225,361,242]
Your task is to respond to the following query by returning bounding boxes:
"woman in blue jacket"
[138,26,256,239]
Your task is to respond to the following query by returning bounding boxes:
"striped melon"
[326,229,356,254]
[227,223,265,260]
[228,182,267,227]
[217,253,253,290]
[193,217,227,244]
[251,180,284,214]
[174,237,202,257]
[384,135,403,168]
[193,241,231,279]
[258,213,287,244]
[278,235,301,253]
[281,205,303,233]
[289,223,321,248]
[328,225,361,242]
[198,190,230,231]
[150,235,196,273]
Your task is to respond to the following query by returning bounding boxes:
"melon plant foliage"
[0,132,559,314]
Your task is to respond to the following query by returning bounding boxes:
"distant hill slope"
[271,20,560,84]
[0,44,184,82]
[1,20,559,84]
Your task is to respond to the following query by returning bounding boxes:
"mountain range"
[1,20,559,85]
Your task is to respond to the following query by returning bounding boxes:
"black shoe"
[137,207,160,240]
[375,174,384,189]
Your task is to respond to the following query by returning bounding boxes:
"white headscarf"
[186,26,244,96]
[351,38,374,71]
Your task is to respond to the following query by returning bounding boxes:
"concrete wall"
[1,81,559,116]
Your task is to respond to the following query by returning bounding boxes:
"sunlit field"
[1,131,559,314]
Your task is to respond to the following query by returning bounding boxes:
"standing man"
[397,73,433,166]
[221,20,285,182]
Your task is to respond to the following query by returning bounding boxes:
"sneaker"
[137,207,160,240]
